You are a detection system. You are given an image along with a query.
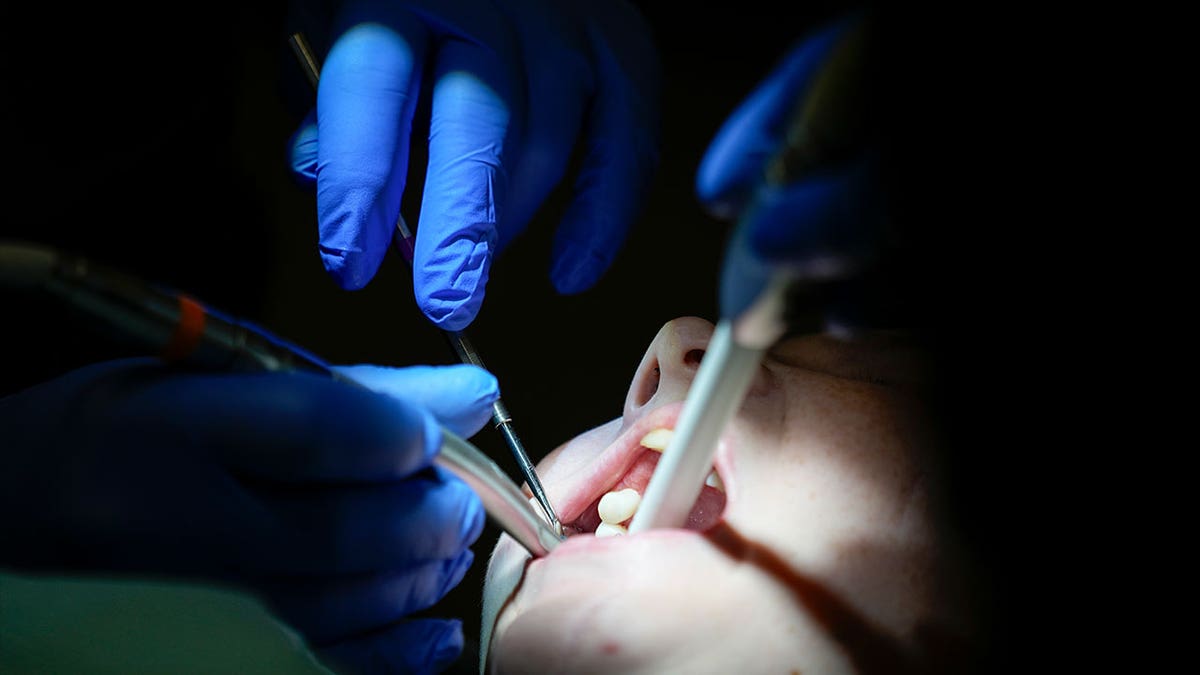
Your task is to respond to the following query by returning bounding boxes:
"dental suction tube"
[630,19,870,533]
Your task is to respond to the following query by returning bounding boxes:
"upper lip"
[548,401,734,529]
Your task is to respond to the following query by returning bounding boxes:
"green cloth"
[0,571,332,675]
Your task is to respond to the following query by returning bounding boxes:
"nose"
[623,317,716,419]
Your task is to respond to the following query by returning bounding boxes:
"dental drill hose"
[0,241,339,377]
[0,240,563,557]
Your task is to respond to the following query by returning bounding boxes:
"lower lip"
[542,525,711,557]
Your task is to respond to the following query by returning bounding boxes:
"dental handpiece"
[289,33,564,538]
[630,20,869,533]
[0,240,565,557]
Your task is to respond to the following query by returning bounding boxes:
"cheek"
[726,433,886,566]
[725,383,920,550]
[721,422,803,531]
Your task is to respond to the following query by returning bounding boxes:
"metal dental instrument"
[0,240,565,558]
[288,32,564,538]
[629,21,868,533]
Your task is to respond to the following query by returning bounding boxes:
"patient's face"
[481,317,977,674]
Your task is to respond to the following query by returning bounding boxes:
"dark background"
[3,1,1032,672]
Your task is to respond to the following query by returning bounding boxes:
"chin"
[483,527,838,674]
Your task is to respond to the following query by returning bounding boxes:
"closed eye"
[766,330,925,387]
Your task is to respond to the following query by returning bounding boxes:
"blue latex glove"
[0,359,498,674]
[289,0,661,331]
[696,15,889,335]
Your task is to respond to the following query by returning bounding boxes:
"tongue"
[571,452,727,534]
[685,485,726,531]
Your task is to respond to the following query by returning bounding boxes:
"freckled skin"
[483,318,980,674]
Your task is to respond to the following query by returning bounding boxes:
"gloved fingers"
[495,5,593,250]
[413,38,520,332]
[547,94,657,296]
[315,6,430,291]
[740,155,879,268]
[261,549,474,645]
[332,364,498,439]
[718,157,880,323]
[256,474,484,575]
[497,73,589,255]
[288,108,318,187]
[316,617,464,675]
[121,369,442,483]
[695,19,854,218]
[547,9,661,296]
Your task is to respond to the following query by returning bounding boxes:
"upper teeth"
[640,428,673,451]
[641,427,724,493]
[599,488,641,524]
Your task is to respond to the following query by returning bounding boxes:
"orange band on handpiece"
[162,295,207,362]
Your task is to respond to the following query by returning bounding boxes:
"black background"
[3,1,1038,672]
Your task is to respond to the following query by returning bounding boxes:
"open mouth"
[555,405,729,538]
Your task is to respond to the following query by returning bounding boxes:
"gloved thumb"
[333,364,499,439]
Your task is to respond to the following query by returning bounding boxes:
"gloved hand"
[0,358,498,674]
[289,0,661,331]
[696,14,893,336]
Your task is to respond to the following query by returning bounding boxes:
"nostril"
[633,361,661,408]
[684,349,705,367]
